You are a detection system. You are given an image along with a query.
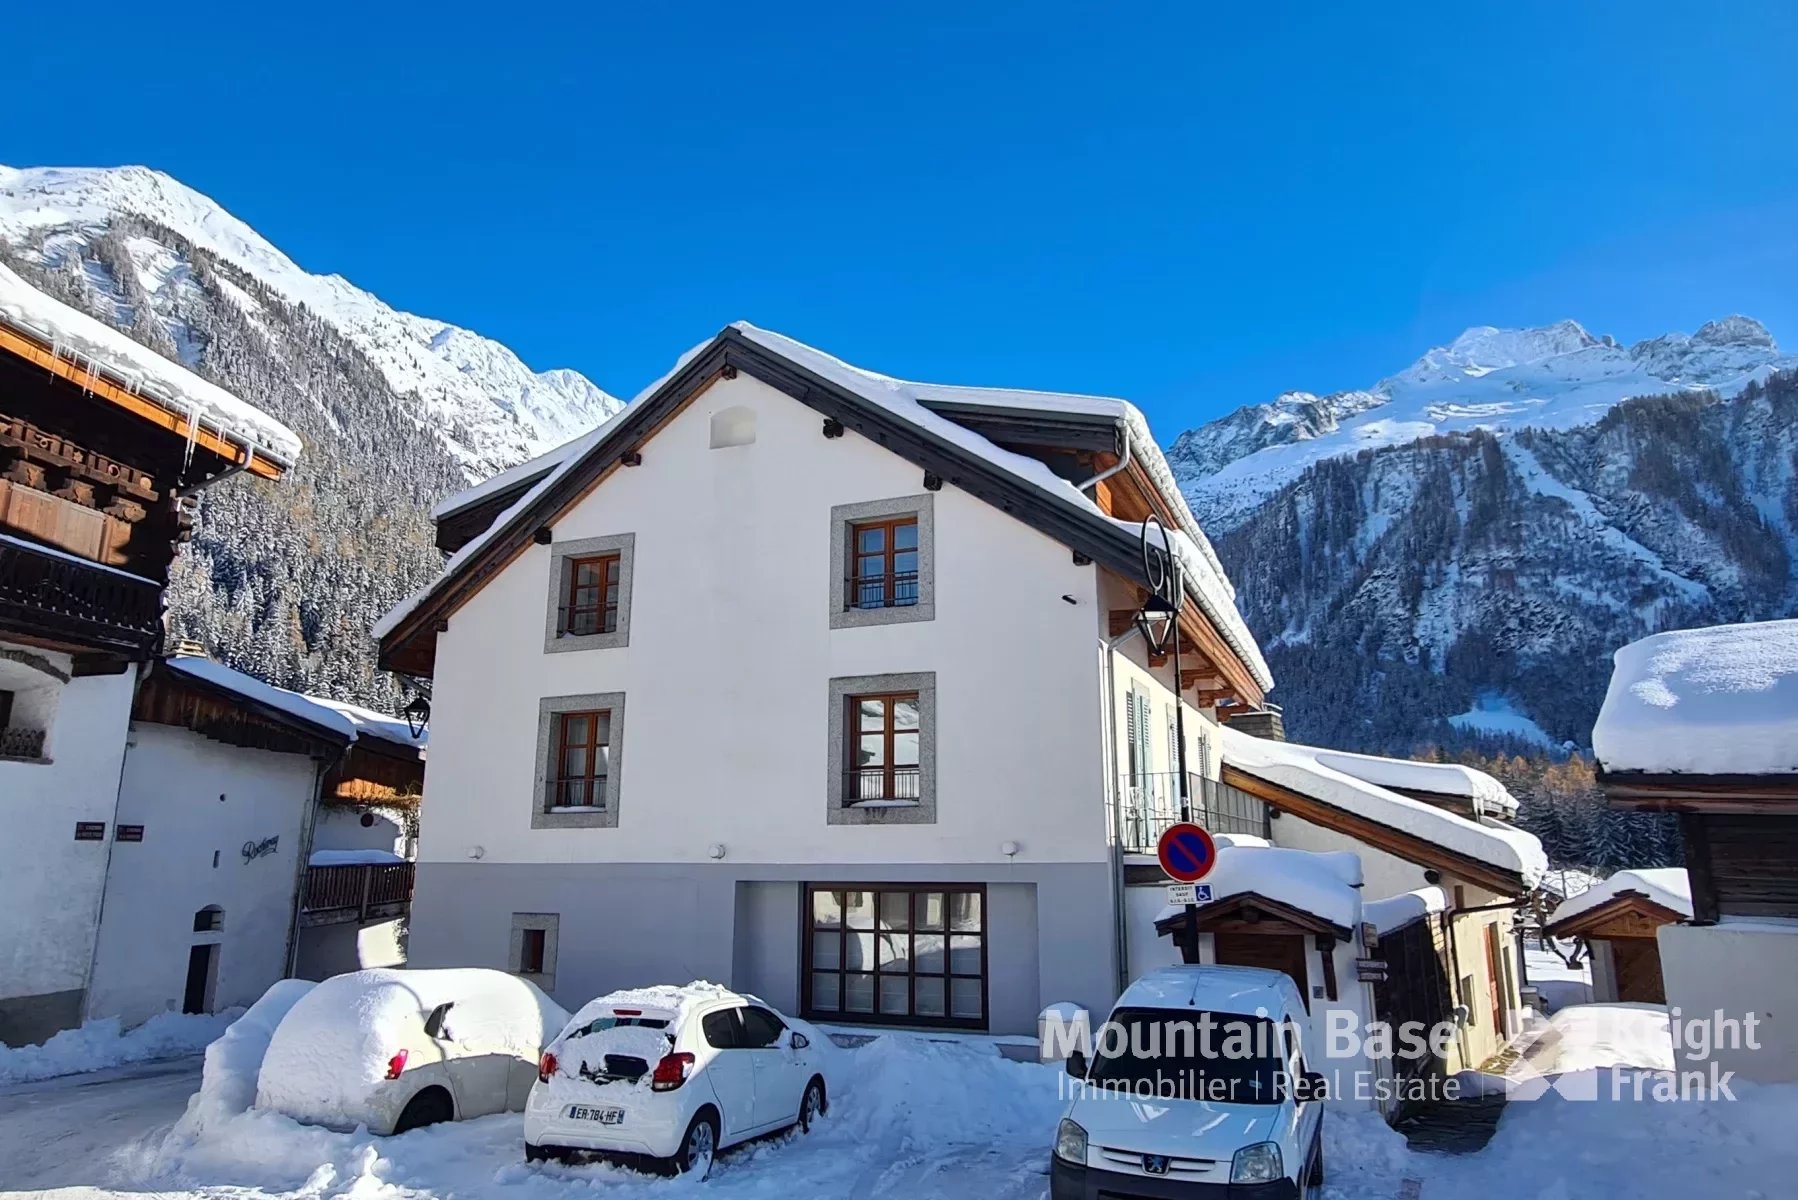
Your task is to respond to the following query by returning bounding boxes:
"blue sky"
[9,2,1798,434]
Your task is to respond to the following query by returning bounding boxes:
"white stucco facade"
[85,722,320,1026]
[0,649,136,1046]
[1659,921,1798,1083]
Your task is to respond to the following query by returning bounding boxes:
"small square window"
[560,554,621,637]
[533,693,625,829]
[519,927,547,975]
[511,913,558,988]
[544,534,634,652]
[830,497,933,630]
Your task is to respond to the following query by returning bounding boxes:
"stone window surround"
[543,532,637,653]
[829,494,935,630]
[827,671,937,826]
[531,692,625,829]
[510,912,559,992]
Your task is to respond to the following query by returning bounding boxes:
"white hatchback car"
[1052,965,1326,1200]
[256,968,570,1135]
[525,984,830,1178]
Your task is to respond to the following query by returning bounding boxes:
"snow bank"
[256,969,566,1127]
[1548,868,1692,929]
[174,980,316,1135]
[1364,886,1448,934]
[1154,844,1363,930]
[1220,724,1548,887]
[1594,618,1798,775]
[0,260,302,464]
[0,1008,239,1085]
[308,848,406,867]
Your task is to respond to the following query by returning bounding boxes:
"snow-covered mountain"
[1172,316,1796,532]
[1169,321,1798,758]
[0,165,620,478]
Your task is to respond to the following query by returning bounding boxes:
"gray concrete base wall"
[0,988,83,1049]
[410,861,1113,1035]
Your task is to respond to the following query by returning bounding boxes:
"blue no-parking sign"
[1156,822,1217,884]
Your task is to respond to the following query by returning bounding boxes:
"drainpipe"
[1075,426,1133,493]
[1100,623,1145,996]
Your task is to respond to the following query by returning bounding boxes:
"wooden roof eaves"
[1542,891,1688,939]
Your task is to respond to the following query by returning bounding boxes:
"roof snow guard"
[0,262,300,474]
[377,322,1271,697]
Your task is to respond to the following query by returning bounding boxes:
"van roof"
[1115,965,1301,1015]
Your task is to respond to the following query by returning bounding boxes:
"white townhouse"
[376,323,1276,1036]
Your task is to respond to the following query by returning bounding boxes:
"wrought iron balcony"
[1109,772,1272,852]
[0,535,162,657]
[844,765,922,804]
[298,862,415,926]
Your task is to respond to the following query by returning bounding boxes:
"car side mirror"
[790,1032,810,1050]
[1065,1050,1088,1080]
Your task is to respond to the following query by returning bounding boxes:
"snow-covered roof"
[380,323,1272,693]
[162,654,425,753]
[1219,724,1548,888]
[1309,748,1518,817]
[429,430,580,519]
[1365,886,1449,935]
[1548,868,1691,929]
[1593,619,1798,776]
[1154,844,1363,931]
[0,261,301,466]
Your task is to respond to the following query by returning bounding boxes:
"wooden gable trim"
[1154,891,1352,940]
[137,664,351,757]
[1543,892,1686,941]
[1599,769,1798,813]
[0,324,284,480]
[1221,762,1529,897]
[380,327,1269,700]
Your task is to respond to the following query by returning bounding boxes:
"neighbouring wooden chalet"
[1544,869,1691,1004]
[0,262,302,1046]
[86,651,426,1026]
[1132,726,1547,1093]
[1593,619,1798,1082]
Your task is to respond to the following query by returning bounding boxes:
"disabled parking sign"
[1157,822,1217,884]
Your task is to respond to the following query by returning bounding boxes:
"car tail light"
[538,1051,558,1083]
[385,1049,408,1080]
[650,1051,695,1092]
[613,1009,641,1017]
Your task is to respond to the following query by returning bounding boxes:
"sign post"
[1157,822,1218,959]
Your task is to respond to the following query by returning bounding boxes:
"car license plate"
[568,1105,624,1125]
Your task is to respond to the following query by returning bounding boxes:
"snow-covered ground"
[0,1009,240,1087]
[3,1006,1794,1199]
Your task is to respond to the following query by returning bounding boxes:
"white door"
[739,1006,805,1128]
[698,1007,758,1139]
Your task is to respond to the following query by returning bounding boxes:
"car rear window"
[571,1014,670,1038]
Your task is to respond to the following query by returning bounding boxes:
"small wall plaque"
[74,822,106,841]
[116,824,145,842]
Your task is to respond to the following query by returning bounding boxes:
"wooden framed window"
[802,885,987,1028]
[847,517,920,610]
[547,709,610,811]
[561,554,622,637]
[845,692,921,803]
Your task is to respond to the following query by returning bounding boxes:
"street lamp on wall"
[1135,594,1179,657]
[403,693,431,740]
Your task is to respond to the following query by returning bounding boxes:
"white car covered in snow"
[1052,965,1326,1200]
[525,983,831,1178]
[256,968,570,1135]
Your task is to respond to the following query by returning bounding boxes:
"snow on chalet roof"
[1364,886,1448,935]
[0,261,301,465]
[1307,747,1518,816]
[1219,725,1548,887]
[1155,844,1364,932]
[162,655,424,753]
[1593,619,1798,776]
[1549,868,1692,927]
[382,323,1271,691]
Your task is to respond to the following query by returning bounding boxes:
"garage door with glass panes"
[803,885,987,1029]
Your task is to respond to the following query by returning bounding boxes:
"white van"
[1051,965,1325,1200]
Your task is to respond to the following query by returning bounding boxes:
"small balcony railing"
[1109,772,1271,852]
[843,765,922,804]
[844,571,920,611]
[299,863,415,926]
[0,536,162,655]
[544,776,607,811]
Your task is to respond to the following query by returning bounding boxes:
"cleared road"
[0,1056,199,1193]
